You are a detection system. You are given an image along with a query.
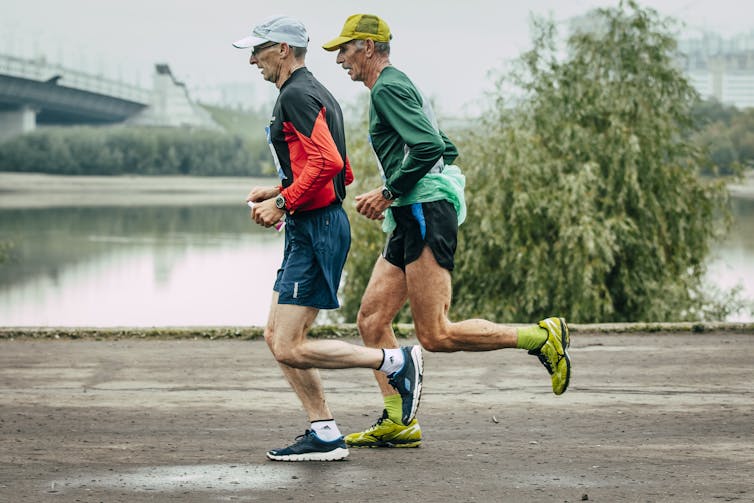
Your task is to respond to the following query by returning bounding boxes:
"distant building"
[567,11,754,110]
[128,64,219,129]
[679,31,754,109]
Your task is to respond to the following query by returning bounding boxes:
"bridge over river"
[0,53,215,140]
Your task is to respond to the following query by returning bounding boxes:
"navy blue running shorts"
[382,199,458,272]
[274,204,351,310]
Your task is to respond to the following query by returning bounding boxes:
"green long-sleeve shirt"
[369,66,458,197]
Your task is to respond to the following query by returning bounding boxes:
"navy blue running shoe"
[387,345,424,425]
[266,430,349,462]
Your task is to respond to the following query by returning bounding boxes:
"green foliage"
[691,98,738,127]
[692,99,754,175]
[0,125,267,177]
[450,1,732,322]
[0,240,12,264]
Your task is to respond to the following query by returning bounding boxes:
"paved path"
[1,332,753,502]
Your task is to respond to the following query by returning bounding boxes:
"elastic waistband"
[288,202,343,221]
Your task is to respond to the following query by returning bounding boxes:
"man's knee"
[416,329,454,352]
[357,308,390,345]
[263,326,275,351]
[263,328,284,361]
[272,344,310,368]
[264,328,308,368]
[356,308,372,337]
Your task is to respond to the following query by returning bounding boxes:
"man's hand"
[245,186,284,228]
[250,198,285,228]
[354,187,392,220]
[246,186,279,204]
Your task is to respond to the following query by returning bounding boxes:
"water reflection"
[0,197,752,326]
[0,205,282,326]
[705,197,754,321]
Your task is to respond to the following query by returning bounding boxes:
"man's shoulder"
[375,66,412,87]
[279,73,328,106]
[373,67,419,100]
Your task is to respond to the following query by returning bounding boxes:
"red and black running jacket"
[269,68,354,214]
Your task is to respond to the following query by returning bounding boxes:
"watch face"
[275,195,286,209]
[382,188,393,200]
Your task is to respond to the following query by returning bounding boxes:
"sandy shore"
[2,171,753,208]
[0,172,277,208]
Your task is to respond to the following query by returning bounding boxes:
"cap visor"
[321,36,353,51]
[233,35,269,49]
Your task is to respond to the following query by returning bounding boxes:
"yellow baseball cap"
[322,14,392,51]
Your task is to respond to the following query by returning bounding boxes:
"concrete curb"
[1,321,752,340]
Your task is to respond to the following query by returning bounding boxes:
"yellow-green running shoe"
[345,410,422,448]
[529,317,571,395]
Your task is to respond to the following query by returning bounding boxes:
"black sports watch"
[381,186,396,201]
[274,194,286,210]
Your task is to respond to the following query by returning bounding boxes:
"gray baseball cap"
[233,15,309,49]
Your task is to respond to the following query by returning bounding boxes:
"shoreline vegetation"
[1,321,753,340]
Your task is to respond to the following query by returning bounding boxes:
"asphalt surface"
[1,331,753,502]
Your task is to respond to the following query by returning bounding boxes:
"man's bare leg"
[264,293,331,421]
[265,292,421,418]
[344,257,423,448]
[404,247,571,394]
[405,247,519,352]
[356,256,408,396]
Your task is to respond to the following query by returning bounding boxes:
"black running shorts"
[382,199,458,271]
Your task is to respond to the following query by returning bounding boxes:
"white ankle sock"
[379,348,405,375]
[311,420,341,441]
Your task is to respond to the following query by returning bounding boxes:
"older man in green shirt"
[323,14,572,449]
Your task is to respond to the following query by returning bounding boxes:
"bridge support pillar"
[0,106,36,142]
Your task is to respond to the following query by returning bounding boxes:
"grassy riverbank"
[1,322,753,340]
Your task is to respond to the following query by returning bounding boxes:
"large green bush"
[452,1,732,322]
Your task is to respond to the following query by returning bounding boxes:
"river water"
[0,174,751,326]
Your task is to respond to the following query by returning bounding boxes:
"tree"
[691,99,752,176]
[449,0,733,322]
[691,97,738,127]
[728,109,754,169]
[0,241,12,264]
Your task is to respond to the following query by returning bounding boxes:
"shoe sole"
[347,440,422,448]
[555,317,571,395]
[266,447,349,462]
[407,345,423,423]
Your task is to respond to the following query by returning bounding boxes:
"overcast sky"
[2,0,753,116]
